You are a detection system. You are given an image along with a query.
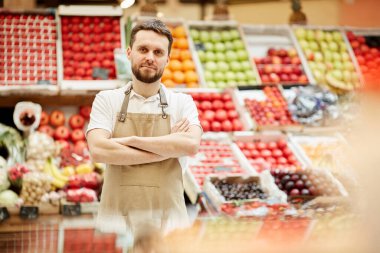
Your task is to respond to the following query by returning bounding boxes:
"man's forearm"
[120,132,199,158]
[89,138,168,165]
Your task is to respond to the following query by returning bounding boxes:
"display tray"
[291,25,362,93]
[56,5,126,92]
[187,20,261,89]
[240,24,314,86]
[184,132,255,204]
[232,131,310,173]
[203,173,287,215]
[232,86,303,132]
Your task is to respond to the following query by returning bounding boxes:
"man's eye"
[139,48,147,53]
[154,50,163,56]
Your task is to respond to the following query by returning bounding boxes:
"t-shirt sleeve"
[86,92,113,137]
[180,94,202,130]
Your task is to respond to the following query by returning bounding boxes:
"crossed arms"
[86,119,202,166]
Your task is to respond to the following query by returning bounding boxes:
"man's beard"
[132,63,164,83]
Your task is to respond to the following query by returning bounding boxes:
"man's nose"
[145,51,154,62]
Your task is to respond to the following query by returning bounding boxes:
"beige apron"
[96,84,189,236]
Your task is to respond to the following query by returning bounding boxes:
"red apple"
[38,125,54,137]
[79,106,92,120]
[54,126,70,140]
[50,110,65,127]
[71,129,85,143]
[221,120,233,132]
[69,114,85,129]
[200,120,210,132]
[74,140,88,155]
[56,140,72,151]
[39,111,49,126]
[211,121,222,131]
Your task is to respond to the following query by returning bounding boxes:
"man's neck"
[131,77,161,98]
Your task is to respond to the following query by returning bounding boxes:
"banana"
[49,159,69,182]
[43,158,67,189]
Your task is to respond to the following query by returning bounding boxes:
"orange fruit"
[186,82,199,88]
[173,71,185,84]
[170,48,181,60]
[173,26,186,39]
[162,68,172,81]
[168,60,182,72]
[180,50,192,61]
[163,79,176,88]
[176,38,188,50]
[182,60,195,71]
[172,38,178,49]
[185,70,198,83]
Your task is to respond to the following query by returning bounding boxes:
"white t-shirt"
[86,82,201,173]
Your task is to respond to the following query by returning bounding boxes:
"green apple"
[240,61,251,71]
[309,41,319,51]
[207,81,216,88]
[230,61,242,72]
[197,50,206,62]
[323,51,333,62]
[299,40,309,50]
[313,69,323,82]
[216,81,227,88]
[225,51,238,62]
[315,30,325,41]
[325,32,333,42]
[306,30,315,41]
[332,70,343,81]
[339,43,347,52]
[221,31,232,42]
[343,70,352,82]
[295,28,306,39]
[329,42,338,52]
[333,61,343,70]
[205,61,217,72]
[230,30,240,40]
[215,52,226,62]
[344,62,355,71]
[204,42,214,51]
[190,29,199,40]
[214,42,226,52]
[351,72,359,82]
[204,71,213,81]
[317,62,327,72]
[245,70,256,80]
[237,50,249,61]
[213,72,225,82]
[200,31,210,42]
[308,62,317,71]
[236,72,246,82]
[314,52,324,62]
[332,31,342,42]
[217,61,229,72]
[205,51,216,62]
[225,71,236,81]
[233,40,245,50]
[320,41,329,51]
[224,41,234,51]
[341,52,350,62]
[332,52,341,62]
[210,31,222,43]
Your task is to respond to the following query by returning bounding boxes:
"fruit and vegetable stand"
[0,5,376,251]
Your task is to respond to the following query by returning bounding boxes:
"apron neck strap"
[118,84,168,122]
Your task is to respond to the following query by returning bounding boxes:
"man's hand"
[171,118,190,133]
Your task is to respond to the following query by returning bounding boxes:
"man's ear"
[127,46,132,60]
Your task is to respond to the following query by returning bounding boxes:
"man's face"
[127,30,170,84]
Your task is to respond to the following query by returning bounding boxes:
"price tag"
[61,203,81,216]
[37,79,52,85]
[20,206,39,219]
[92,67,109,80]
[0,207,10,222]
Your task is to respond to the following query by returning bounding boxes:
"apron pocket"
[119,185,161,218]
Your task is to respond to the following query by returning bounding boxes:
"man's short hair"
[130,19,173,54]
